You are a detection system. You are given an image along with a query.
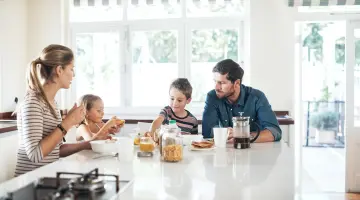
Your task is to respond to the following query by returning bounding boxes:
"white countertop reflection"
[0,142,295,200]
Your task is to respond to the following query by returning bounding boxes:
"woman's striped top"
[15,91,62,176]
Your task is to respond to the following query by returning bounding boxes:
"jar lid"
[233,112,250,121]
[232,116,250,121]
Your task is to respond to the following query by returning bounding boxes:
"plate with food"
[189,140,215,151]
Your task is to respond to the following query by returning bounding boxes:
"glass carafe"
[232,113,261,149]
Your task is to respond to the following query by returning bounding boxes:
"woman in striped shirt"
[15,45,102,176]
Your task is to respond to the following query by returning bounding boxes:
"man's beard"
[216,88,235,99]
[225,89,236,99]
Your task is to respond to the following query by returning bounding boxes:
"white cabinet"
[280,125,293,147]
[0,131,19,183]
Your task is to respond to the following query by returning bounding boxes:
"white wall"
[249,0,297,116]
[27,0,63,61]
[0,131,19,183]
[27,0,66,106]
[0,0,28,112]
[0,0,65,112]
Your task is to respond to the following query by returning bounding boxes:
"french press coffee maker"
[232,112,261,149]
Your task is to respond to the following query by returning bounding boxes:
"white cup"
[213,128,228,148]
[116,137,134,162]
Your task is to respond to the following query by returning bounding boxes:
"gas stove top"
[0,168,131,200]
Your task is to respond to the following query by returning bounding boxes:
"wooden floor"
[346,193,360,200]
[300,193,360,200]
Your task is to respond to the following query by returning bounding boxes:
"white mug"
[213,128,229,148]
[116,137,134,162]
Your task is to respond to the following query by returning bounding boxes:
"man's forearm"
[251,129,275,143]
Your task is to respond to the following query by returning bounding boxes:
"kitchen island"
[0,142,295,200]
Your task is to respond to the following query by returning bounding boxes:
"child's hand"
[108,116,117,127]
[108,126,120,134]
[114,117,125,127]
[91,131,111,141]
[108,117,125,134]
[145,132,159,143]
[144,131,152,137]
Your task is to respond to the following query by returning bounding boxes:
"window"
[128,0,181,19]
[298,5,360,13]
[130,30,179,106]
[186,0,244,17]
[190,28,240,103]
[74,31,121,107]
[70,0,123,22]
[70,0,245,114]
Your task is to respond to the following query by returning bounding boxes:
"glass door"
[297,21,346,193]
[345,20,360,192]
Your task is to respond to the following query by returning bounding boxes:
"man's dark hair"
[212,59,244,84]
[169,78,193,99]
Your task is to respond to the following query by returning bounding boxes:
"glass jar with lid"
[160,122,183,162]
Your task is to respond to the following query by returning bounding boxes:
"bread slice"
[191,140,214,148]
[116,119,125,125]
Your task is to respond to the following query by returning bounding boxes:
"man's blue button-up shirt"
[202,84,282,141]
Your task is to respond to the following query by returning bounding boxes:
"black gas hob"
[0,168,131,200]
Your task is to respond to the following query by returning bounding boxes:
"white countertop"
[0,142,295,200]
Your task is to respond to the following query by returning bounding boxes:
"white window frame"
[69,1,245,116]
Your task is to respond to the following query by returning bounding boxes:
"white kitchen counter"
[0,142,295,200]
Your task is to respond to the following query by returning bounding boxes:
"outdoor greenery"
[76,34,95,91]
[310,111,339,131]
[132,29,238,63]
[303,23,325,62]
[76,34,117,92]
[133,31,177,63]
[191,29,238,62]
[335,37,360,65]
[303,23,360,65]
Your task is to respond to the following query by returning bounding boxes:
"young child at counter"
[76,94,125,141]
[146,78,198,138]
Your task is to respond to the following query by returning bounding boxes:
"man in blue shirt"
[202,59,281,142]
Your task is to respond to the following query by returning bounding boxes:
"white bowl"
[181,134,203,146]
[90,140,118,154]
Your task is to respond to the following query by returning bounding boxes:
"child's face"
[86,99,104,123]
[169,88,191,113]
